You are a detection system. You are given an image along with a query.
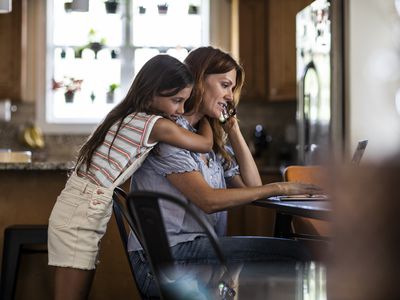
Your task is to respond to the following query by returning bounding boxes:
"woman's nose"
[225,89,233,101]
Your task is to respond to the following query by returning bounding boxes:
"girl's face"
[201,69,237,119]
[150,85,193,121]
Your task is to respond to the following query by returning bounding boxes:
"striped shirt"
[77,112,162,187]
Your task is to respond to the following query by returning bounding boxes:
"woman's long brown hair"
[76,54,193,171]
[184,47,245,167]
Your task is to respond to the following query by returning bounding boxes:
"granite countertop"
[0,161,75,171]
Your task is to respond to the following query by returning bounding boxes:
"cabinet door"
[267,0,313,101]
[236,0,267,101]
[0,0,26,101]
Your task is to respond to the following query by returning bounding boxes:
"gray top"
[127,116,240,251]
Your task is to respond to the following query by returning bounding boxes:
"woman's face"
[201,69,237,119]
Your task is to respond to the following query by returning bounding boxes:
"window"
[40,0,209,133]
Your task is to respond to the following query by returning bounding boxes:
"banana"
[23,127,36,148]
[22,124,45,149]
[31,125,45,149]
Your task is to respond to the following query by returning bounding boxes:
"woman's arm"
[149,118,213,153]
[166,171,321,213]
[223,118,262,187]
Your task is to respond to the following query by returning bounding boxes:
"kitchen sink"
[0,150,32,163]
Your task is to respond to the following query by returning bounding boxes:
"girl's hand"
[271,182,323,196]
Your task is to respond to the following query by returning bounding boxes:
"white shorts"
[48,173,114,270]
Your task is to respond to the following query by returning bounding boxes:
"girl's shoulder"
[123,112,162,125]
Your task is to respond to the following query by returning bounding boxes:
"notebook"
[271,140,368,201]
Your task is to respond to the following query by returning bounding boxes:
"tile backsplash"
[0,100,298,166]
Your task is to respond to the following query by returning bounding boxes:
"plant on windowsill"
[106,83,119,103]
[105,0,119,14]
[52,77,83,103]
[87,28,107,59]
[64,1,73,13]
[157,3,168,14]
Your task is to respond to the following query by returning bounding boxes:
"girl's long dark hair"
[77,54,193,171]
[184,47,245,167]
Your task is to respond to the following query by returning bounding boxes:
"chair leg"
[0,225,48,300]
[273,213,293,238]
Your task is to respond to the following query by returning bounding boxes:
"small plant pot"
[105,1,119,14]
[106,91,115,103]
[111,49,118,59]
[64,91,75,103]
[64,2,73,13]
[139,6,146,14]
[188,5,199,15]
[60,48,66,59]
[75,47,85,59]
[157,4,168,15]
[89,42,103,59]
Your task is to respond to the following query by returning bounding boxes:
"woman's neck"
[184,111,204,127]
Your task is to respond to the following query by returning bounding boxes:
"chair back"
[283,165,325,186]
[125,190,234,300]
[112,187,147,299]
[112,189,234,299]
[282,165,330,238]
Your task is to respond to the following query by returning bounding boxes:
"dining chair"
[282,165,331,239]
[0,224,48,300]
[112,188,235,300]
[112,187,156,300]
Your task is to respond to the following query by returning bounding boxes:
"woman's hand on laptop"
[273,182,324,196]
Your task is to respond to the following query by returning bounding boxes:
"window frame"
[36,0,210,134]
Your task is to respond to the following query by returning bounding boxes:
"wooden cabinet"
[233,0,313,102]
[0,0,27,101]
[266,0,313,101]
[233,0,267,101]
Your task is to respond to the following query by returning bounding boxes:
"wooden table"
[253,198,331,239]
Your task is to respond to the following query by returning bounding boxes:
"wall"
[0,100,297,167]
[347,0,400,161]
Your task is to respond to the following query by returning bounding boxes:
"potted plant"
[105,0,119,14]
[64,1,73,13]
[106,83,119,103]
[52,77,83,103]
[87,28,107,58]
[188,4,199,15]
[157,3,168,14]
[138,6,146,14]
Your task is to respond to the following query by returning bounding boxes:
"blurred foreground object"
[330,160,400,299]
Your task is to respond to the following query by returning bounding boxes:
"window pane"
[132,0,203,47]
[45,0,208,129]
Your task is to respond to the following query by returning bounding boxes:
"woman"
[128,46,321,298]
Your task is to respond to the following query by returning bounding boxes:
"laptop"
[271,140,368,201]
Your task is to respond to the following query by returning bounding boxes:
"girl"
[48,54,213,300]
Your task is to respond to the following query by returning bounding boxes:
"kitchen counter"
[0,161,75,171]
[0,161,137,300]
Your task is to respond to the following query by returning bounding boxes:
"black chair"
[112,188,235,300]
[0,224,48,300]
[112,187,150,300]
